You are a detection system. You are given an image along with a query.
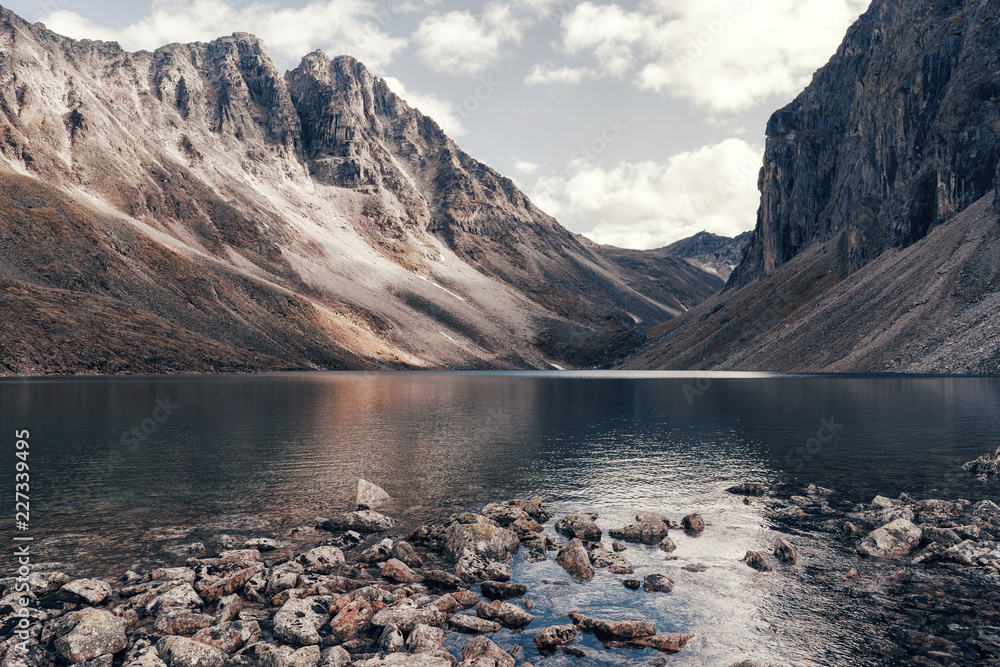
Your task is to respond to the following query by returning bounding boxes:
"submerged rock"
[963,447,1000,475]
[480,582,527,601]
[587,546,635,574]
[681,514,705,535]
[475,600,534,629]
[856,519,923,558]
[322,511,395,534]
[774,538,797,565]
[642,574,674,593]
[726,482,766,497]
[568,612,656,641]
[742,552,773,572]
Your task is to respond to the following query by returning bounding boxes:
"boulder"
[533,625,579,653]
[355,655,454,667]
[52,608,128,663]
[972,500,1000,523]
[381,559,417,584]
[774,538,797,565]
[423,570,467,590]
[726,482,766,496]
[297,547,346,574]
[153,610,216,636]
[630,633,695,653]
[61,579,113,606]
[371,605,446,633]
[479,582,527,601]
[509,497,553,522]
[151,568,197,584]
[608,515,670,545]
[919,526,962,548]
[962,447,1000,475]
[459,637,514,667]
[197,565,261,604]
[257,645,320,667]
[326,599,374,642]
[266,563,304,595]
[243,538,287,551]
[357,479,393,510]
[449,614,501,634]
[642,574,674,593]
[147,584,204,615]
[681,514,705,534]
[191,620,260,653]
[389,541,423,568]
[658,536,677,553]
[377,624,405,654]
[444,522,520,561]
[407,624,454,662]
[475,600,534,629]
[318,647,351,667]
[322,511,395,533]
[124,648,168,667]
[554,513,602,541]
[856,519,923,558]
[940,540,1000,567]
[359,539,395,564]
[156,637,227,667]
[588,546,635,574]
[742,552,773,572]
[568,612,655,640]
[556,540,594,582]
[272,597,330,646]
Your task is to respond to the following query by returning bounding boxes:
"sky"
[6,0,871,248]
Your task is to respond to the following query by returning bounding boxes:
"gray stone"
[156,637,227,667]
[60,579,113,606]
[856,519,923,558]
[51,608,128,663]
[356,480,393,511]
[272,597,330,646]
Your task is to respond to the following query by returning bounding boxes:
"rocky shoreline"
[3,467,1000,667]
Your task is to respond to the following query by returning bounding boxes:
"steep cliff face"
[730,0,1000,288]
[0,9,719,374]
[633,0,1000,373]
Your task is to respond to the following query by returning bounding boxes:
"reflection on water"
[1,372,999,665]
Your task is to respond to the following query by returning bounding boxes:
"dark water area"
[1,372,998,665]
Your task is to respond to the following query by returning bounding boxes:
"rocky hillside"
[660,232,752,281]
[0,9,721,374]
[631,0,1000,373]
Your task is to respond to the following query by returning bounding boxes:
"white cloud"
[413,0,559,76]
[514,160,540,175]
[41,0,407,71]
[524,63,598,87]
[530,139,763,249]
[556,0,870,112]
[382,77,465,137]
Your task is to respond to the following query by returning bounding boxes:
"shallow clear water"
[2,372,998,665]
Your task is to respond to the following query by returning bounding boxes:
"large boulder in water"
[356,480,392,510]
[554,513,602,541]
[444,517,519,560]
[856,519,922,558]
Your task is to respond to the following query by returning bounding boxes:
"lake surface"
[2,372,999,665]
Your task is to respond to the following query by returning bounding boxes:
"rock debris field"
[5,458,1000,667]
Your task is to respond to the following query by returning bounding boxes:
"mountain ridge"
[0,8,722,374]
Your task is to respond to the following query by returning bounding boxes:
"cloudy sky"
[8,0,870,248]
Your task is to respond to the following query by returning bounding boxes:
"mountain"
[628,0,1000,373]
[660,231,752,281]
[0,9,721,374]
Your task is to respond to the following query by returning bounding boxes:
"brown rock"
[533,625,579,653]
[726,482,766,497]
[192,620,260,654]
[774,538,797,565]
[568,612,655,640]
[381,559,417,584]
[479,582,527,601]
[475,600,534,629]
[681,514,705,534]
[554,513,602,541]
[449,614,501,634]
[742,551,773,572]
[326,599,374,642]
[460,637,514,667]
[154,610,216,635]
[556,539,594,582]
